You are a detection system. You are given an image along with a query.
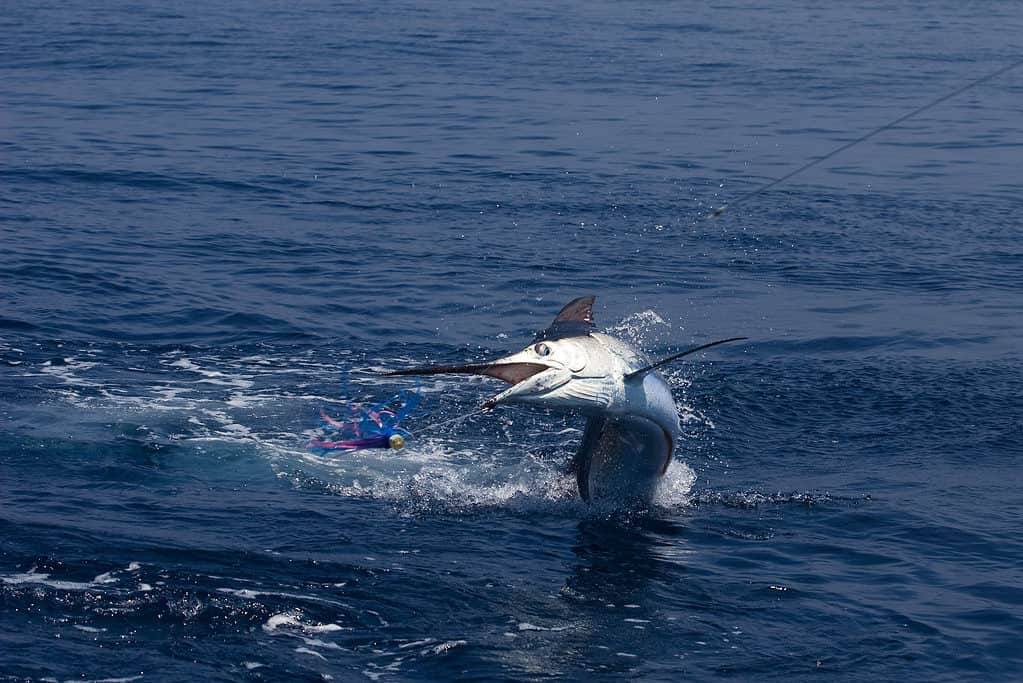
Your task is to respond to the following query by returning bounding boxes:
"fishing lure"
[308,388,420,452]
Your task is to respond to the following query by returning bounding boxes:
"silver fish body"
[487,332,679,502]
[384,297,687,503]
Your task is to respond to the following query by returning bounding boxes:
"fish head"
[478,335,615,410]
[382,296,620,413]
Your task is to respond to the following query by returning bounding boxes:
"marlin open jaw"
[380,297,598,411]
[382,296,745,502]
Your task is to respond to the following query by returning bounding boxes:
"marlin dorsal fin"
[553,296,595,325]
[534,295,596,342]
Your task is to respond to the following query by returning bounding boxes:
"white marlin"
[384,296,744,503]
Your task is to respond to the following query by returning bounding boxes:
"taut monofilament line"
[708,58,1023,218]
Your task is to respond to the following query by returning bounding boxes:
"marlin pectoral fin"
[624,337,748,380]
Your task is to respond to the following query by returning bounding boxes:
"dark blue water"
[2,1,1022,680]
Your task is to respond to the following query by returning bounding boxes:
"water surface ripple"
[2,1,1022,681]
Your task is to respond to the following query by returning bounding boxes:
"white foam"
[679,404,713,428]
[153,387,194,401]
[263,612,303,633]
[219,587,352,610]
[89,562,144,586]
[221,423,253,436]
[262,611,346,636]
[604,310,671,347]
[226,393,257,408]
[1,570,94,591]
[38,358,101,388]
[276,429,699,515]
[166,356,254,389]
[327,457,580,513]
[431,640,467,654]
[652,462,697,509]
[197,374,254,389]
[301,637,343,650]
[398,639,435,649]
[239,355,273,364]
[517,622,572,632]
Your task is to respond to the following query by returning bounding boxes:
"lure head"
[388,433,406,450]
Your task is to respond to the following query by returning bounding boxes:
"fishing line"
[409,406,490,437]
[708,57,1023,218]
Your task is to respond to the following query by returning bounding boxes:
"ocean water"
[2,1,1022,680]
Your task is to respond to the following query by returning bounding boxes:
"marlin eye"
[534,343,551,357]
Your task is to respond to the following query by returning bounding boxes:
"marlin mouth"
[383,359,572,410]
[381,361,550,386]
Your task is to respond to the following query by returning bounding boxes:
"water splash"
[604,310,672,348]
[13,342,703,517]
